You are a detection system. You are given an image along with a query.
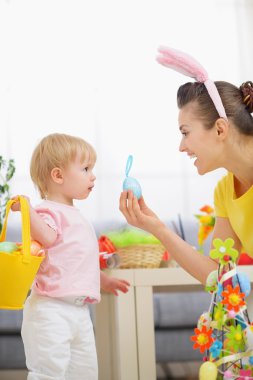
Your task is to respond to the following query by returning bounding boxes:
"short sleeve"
[35,207,62,236]
[213,175,228,218]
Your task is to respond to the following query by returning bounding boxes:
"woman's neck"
[233,175,253,198]
[224,136,253,193]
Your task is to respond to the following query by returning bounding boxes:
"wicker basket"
[116,244,165,269]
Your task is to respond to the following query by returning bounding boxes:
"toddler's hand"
[100,271,130,296]
[11,195,30,212]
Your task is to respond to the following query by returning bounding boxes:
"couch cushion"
[155,328,202,362]
[153,291,211,328]
[0,310,23,333]
[0,335,26,369]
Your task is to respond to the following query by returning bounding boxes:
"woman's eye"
[83,167,88,172]
[182,132,188,137]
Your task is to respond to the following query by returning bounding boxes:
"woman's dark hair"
[177,81,253,136]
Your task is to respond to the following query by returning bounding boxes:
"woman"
[119,47,253,285]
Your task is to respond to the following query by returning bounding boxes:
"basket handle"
[0,196,31,264]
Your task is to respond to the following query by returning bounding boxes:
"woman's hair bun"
[240,81,253,113]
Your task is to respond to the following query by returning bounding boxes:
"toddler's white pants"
[22,293,98,380]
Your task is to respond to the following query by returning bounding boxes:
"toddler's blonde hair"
[30,133,96,199]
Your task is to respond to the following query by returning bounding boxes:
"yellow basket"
[0,196,45,310]
[116,244,165,269]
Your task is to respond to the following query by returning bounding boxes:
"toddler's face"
[61,150,96,201]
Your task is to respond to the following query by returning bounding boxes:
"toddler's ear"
[51,167,63,184]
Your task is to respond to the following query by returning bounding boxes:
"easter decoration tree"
[191,238,253,380]
[195,205,215,254]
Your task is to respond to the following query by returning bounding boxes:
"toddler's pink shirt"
[32,200,100,303]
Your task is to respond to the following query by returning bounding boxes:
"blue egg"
[236,314,247,330]
[123,177,142,199]
[123,155,142,199]
[232,272,251,297]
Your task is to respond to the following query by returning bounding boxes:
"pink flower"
[238,369,252,380]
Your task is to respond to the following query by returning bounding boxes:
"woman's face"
[178,102,222,175]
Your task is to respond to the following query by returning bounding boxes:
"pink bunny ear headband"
[156,47,228,120]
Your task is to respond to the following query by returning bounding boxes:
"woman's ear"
[51,167,64,184]
[215,118,229,140]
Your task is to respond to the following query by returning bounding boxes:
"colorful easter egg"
[0,241,19,253]
[232,272,251,297]
[199,361,217,380]
[197,312,211,329]
[123,155,142,199]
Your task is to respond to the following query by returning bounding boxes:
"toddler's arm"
[11,195,57,248]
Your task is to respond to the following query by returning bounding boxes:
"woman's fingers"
[119,191,138,225]
[132,194,141,212]
[125,191,137,220]
[119,191,129,217]
[138,195,147,208]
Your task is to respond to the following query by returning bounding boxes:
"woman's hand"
[119,190,165,235]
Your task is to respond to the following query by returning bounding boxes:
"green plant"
[0,156,15,232]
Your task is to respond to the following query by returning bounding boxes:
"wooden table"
[95,267,253,380]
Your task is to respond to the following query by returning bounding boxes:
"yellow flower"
[226,324,245,352]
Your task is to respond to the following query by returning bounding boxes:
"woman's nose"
[179,139,185,152]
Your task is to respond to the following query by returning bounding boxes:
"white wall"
[0,0,248,226]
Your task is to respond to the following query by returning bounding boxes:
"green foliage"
[105,227,160,248]
[0,156,15,232]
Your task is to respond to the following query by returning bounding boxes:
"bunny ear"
[157,46,208,83]
[156,46,228,120]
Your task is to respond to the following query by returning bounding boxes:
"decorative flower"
[200,205,214,214]
[210,238,239,264]
[222,284,245,312]
[227,310,236,319]
[224,370,234,379]
[191,325,214,353]
[238,368,252,380]
[213,302,226,330]
[226,324,245,352]
[195,205,215,253]
[209,339,222,358]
